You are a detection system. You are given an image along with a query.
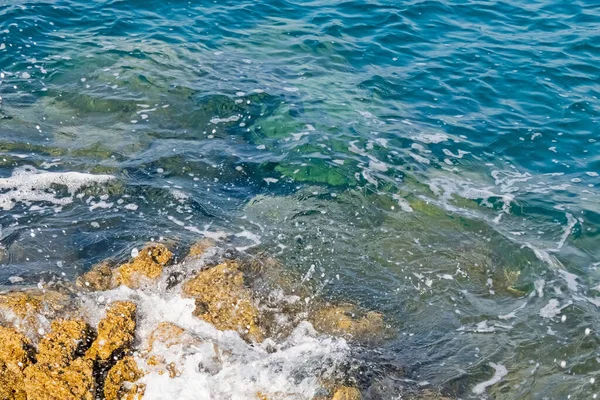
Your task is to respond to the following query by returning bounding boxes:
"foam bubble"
[0,166,114,210]
[472,363,508,394]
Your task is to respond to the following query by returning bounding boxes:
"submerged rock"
[311,304,385,341]
[182,261,263,342]
[86,301,137,361]
[112,244,173,288]
[104,356,145,400]
[187,238,216,258]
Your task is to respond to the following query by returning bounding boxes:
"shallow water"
[1,0,599,398]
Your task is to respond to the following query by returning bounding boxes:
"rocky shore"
[0,240,396,400]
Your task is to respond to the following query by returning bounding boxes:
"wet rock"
[0,360,27,400]
[187,238,216,258]
[182,261,263,342]
[23,357,95,400]
[0,326,33,366]
[0,326,33,400]
[146,322,193,351]
[144,322,220,377]
[104,356,145,400]
[36,319,94,366]
[332,386,362,400]
[311,304,385,341]
[410,390,452,399]
[76,261,114,291]
[0,289,69,339]
[86,301,137,361]
[113,244,173,288]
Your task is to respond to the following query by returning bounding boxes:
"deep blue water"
[1,0,600,398]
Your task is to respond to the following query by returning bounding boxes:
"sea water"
[1,0,599,398]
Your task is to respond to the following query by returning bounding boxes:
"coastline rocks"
[104,356,145,400]
[0,326,33,400]
[112,244,173,288]
[36,319,93,366]
[0,241,395,399]
[23,357,95,400]
[86,301,137,361]
[182,261,264,342]
[22,318,96,400]
[0,290,69,339]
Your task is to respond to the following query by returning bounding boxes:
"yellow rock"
[332,386,362,400]
[86,301,137,361]
[23,357,95,400]
[144,322,217,378]
[187,238,215,257]
[0,326,33,400]
[37,319,93,366]
[146,322,190,351]
[410,390,452,399]
[0,326,33,366]
[311,304,385,341]
[104,356,145,400]
[0,360,27,400]
[182,261,263,342]
[113,244,173,288]
[0,290,69,337]
[76,261,114,291]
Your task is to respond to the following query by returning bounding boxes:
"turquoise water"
[1,0,600,398]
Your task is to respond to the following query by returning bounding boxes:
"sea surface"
[1,0,600,398]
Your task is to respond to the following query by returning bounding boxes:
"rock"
[76,261,114,291]
[0,326,33,366]
[187,238,215,258]
[332,386,362,400]
[36,319,93,366]
[311,304,385,341]
[146,322,192,351]
[23,358,95,400]
[86,301,137,361]
[0,360,27,400]
[104,356,144,400]
[0,290,69,338]
[112,244,173,288]
[0,326,33,400]
[411,390,452,399]
[144,322,219,378]
[182,261,263,342]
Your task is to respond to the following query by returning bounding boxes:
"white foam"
[0,166,114,211]
[78,267,348,400]
[412,133,449,144]
[210,115,240,124]
[539,299,572,319]
[392,194,413,212]
[472,363,507,394]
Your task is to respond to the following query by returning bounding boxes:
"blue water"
[1,0,600,398]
